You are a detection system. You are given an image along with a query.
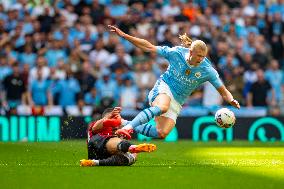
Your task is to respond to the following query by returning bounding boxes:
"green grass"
[0,140,284,189]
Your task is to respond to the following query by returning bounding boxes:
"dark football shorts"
[88,134,116,160]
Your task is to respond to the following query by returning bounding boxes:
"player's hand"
[110,107,122,119]
[230,99,240,109]
[108,25,125,38]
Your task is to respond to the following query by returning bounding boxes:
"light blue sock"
[134,123,159,138]
[129,106,162,128]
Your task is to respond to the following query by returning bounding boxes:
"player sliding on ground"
[108,25,240,140]
[80,107,156,167]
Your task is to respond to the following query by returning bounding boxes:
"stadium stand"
[0,0,283,116]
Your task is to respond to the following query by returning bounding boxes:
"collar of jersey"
[185,52,202,68]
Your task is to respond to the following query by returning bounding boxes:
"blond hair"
[179,33,207,53]
[191,40,207,53]
[179,33,192,48]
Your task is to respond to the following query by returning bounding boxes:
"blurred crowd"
[0,0,284,116]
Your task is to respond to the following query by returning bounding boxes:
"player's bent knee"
[158,105,169,114]
[117,140,132,153]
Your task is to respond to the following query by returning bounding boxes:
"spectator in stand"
[29,56,50,83]
[68,48,89,73]
[107,44,132,67]
[106,0,128,19]
[31,0,53,17]
[32,32,46,52]
[252,42,268,69]
[90,0,106,25]
[53,59,67,80]
[119,76,138,109]
[2,63,26,113]
[84,87,101,106]
[182,1,200,22]
[28,68,52,106]
[161,0,181,19]
[95,69,118,104]
[202,81,223,107]
[45,40,67,67]
[243,63,258,99]
[52,69,81,107]
[89,38,110,71]
[66,98,93,116]
[134,60,156,100]
[37,6,55,33]
[218,50,240,80]
[224,67,244,105]
[0,56,12,87]
[18,44,37,68]
[131,48,148,66]
[80,27,97,52]
[265,59,284,104]
[77,61,97,94]
[1,0,284,116]
[247,69,276,107]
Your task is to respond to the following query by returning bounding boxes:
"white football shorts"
[148,80,182,122]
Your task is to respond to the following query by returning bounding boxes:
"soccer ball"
[215,108,236,128]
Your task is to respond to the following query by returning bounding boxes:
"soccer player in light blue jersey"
[108,25,240,140]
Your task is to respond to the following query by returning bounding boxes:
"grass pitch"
[0,140,284,189]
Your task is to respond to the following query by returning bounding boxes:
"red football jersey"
[87,118,121,142]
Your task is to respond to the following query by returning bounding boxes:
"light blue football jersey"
[156,46,223,105]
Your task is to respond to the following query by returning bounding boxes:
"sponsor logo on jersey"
[185,69,191,76]
[170,69,199,85]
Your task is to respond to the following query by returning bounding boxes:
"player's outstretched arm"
[90,118,122,132]
[108,25,157,53]
[90,107,123,132]
[217,86,240,109]
[109,107,129,127]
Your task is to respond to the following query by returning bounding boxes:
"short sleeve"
[208,68,223,89]
[156,46,186,69]
[156,46,173,59]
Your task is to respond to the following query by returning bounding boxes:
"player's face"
[103,113,110,119]
[189,48,206,66]
[104,111,121,119]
